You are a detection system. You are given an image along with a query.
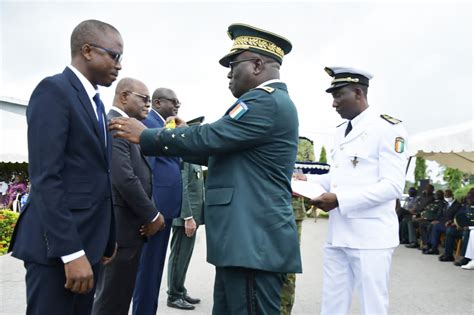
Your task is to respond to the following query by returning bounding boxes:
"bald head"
[70,19,120,58]
[113,78,150,120]
[114,78,141,97]
[151,87,180,119]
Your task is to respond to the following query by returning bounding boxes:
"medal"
[351,156,359,168]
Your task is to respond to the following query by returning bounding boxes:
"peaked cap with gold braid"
[324,66,374,93]
[219,23,292,67]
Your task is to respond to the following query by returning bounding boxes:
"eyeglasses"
[89,43,123,63]
[127,91,151,104]
[157,97,181,106]
[228,58,260,71]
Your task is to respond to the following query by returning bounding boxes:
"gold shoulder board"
[256,86,275,93]
[380,114,402,124]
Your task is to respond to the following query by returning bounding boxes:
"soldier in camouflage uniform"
[280,137,314,315]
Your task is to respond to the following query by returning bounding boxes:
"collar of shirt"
[67,65,98,101]
[256,79,283,88]
[67,65,100,119]
[348,105,373,131]
[151,108,166,124]
[111,106,129,118]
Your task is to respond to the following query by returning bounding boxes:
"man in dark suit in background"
[9,19,122,314]
[110,23,302,314]
[132,87,183,315]
[92,78,165,315]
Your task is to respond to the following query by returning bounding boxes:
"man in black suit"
[92,78,165,315]
[8,20,122,314]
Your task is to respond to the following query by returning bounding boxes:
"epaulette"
[255,86,275,93]
[380,114,402,125]
[336,121,347,128]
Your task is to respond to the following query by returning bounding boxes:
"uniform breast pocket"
[206,187,234,206]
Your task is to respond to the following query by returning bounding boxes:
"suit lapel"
[64,67,109,163]
[111,109,152,170]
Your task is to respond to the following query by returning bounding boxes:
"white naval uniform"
[309,106,408,315]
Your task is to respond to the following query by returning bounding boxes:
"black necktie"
[93,93,106,146]
[344,121,352,137]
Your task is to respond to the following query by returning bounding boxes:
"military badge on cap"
[219,23,292,67]
[324,66,373,93]
[395,137,405,153]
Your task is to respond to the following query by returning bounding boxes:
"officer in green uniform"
[110,23,302,315]
[281,137,314,315]
[167,117,206,310]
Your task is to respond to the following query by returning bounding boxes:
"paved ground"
[1,218,473,314]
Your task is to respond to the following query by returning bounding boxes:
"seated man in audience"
[439,189,474,264]
[399,187,418,244]
[405,184,435,248]
[425,189,462,255]
[420,190,448,254]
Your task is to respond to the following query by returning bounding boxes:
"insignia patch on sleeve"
[395,137,405,153]
[229,101,249,120]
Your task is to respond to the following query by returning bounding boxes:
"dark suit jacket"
[142,110,182,220]
[108,109,159,247]
[9,67,115,265]
[140,82,302,273]
[172,163,204,227]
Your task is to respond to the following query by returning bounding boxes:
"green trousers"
[213,266,285,315]
[280,219,302,315]
[167,225,196,300]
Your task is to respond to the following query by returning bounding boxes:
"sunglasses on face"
[126,91,151,104]
[157,97,181,106]
[228,58,260,71]
[89,43,123,63]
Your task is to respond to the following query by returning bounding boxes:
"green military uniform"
[281,137,314,314]
[140,23,301,315]
[141,81,301,271]
[167,162,204,301]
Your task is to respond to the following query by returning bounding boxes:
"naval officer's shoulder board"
[255,86,275,94]
[380,114,402,125]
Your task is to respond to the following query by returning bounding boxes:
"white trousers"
[321,246,394,315]
[465,228,474,259]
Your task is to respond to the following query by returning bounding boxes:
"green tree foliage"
[319,146,327,163]
[414,157,427,188]
[443,167,464,191]
[297,137,315,162]
[0,209,19,255]
[453,183,474,202]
